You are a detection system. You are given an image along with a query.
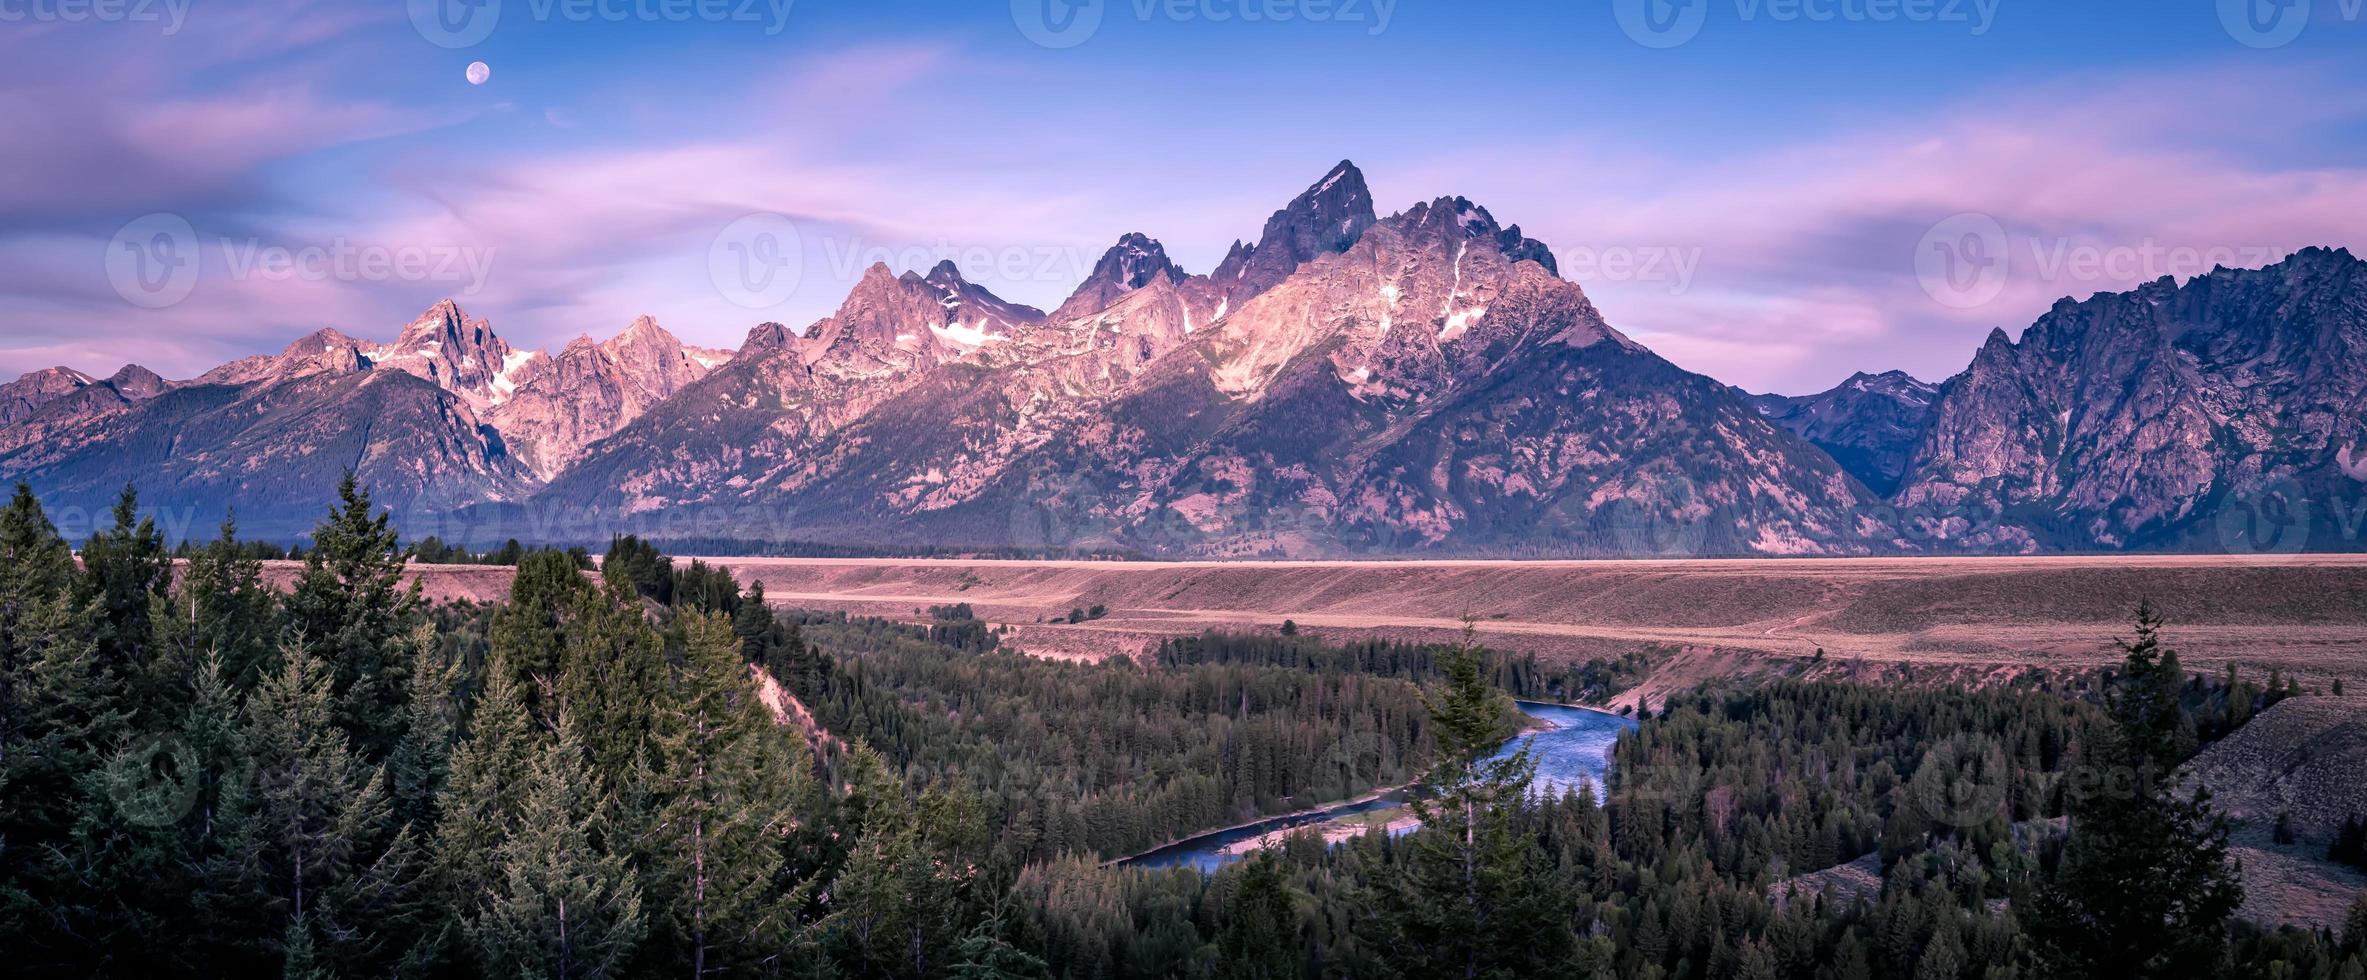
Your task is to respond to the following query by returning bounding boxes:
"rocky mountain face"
[0,366,177,452]
[0,365,524,540]
[1050,233,1188,321]
[369,299,524,413]
[0,305,715,538]
[487,315,720,480]
[1893,247,2367,552]
[518,165,1881,557]
[1208,160,1378,308]
[1747,370,1941,495]
[4,165,2358,555]
[1,368,106,427]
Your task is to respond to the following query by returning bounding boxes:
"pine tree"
[1364,620,1569,977]
[555,578,669,780]
[283,473,421,759]
[432,649,539,944]
[387,623,455,833]
[488,547,595,722]
[2347,893,2367,951]
[178,652,267,975]
[0,486,129,965]
[2331,814,2367,871]
[1218,855,1302,980]
[2031,602,2243,979]
[1915,921,1964,980]
[163,513,282,691]
[464,717,646,979]
[648,611,814,975]
[238,643,413,974]
[825,745,991,977]
[950,900,1051,980]
[76,483,174,722]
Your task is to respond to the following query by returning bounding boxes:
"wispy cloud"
[1437,62,2367,391]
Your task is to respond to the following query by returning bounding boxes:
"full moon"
[465,61,491,85]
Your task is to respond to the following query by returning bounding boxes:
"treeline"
[635,535,1148,562]
[1151,629,1663,705]
[774,611,1441,862]
[408,535,593,568]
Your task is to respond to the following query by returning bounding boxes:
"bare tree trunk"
[557,894,571,980]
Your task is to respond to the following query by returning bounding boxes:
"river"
[1120,700,1637,873]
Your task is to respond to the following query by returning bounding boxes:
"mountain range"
[6,162,2362,556]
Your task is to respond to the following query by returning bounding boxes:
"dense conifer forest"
[0,479,2360,978]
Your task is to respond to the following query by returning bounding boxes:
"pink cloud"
[1416,62,2367,392]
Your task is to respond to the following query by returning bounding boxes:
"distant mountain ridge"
[1745,371,1940,496]
[4,164,2360,555]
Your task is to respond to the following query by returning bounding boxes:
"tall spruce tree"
[431,648,538,952]
[555,576,669,789]
[178,652,265,975]
[76,484,174,722]
[950,899,1051,980]
[1364,621,1569,978]
[464,716,646,980]
[826,745,992,978]
[487,547,595,723]
[1218,855,1302,980]
[283,473,421,759]
[164,514,282,691]
[2030,602,2242,979]
[649,612,814,975]
[0,485,129,968]
[387,623,455,833]
[237,643,417,974]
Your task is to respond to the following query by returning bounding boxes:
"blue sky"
[4,0,2364,392]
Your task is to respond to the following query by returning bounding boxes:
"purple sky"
[4,0,2365,394]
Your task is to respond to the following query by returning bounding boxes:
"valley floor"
[672,554,2367,694]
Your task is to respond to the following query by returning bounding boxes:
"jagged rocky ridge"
[1892,247,2367,552]
[2,165,2360,555]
